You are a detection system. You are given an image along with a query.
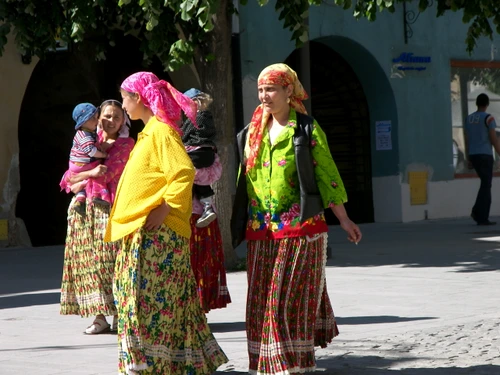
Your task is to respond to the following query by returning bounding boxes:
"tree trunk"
[193,0,239,268]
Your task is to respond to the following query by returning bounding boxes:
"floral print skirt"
[114,224,228,375]
[60,197,118,317]
[246,234,338,375]
[189,215,231,313]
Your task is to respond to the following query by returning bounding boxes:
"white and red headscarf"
[245,63,308,172]
[120,72,198,135]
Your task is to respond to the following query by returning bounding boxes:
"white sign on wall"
[375,120,392,151]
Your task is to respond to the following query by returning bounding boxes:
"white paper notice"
[375,121,392,151]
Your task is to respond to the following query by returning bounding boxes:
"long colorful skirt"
[114,224,228,375]
[189,215,232,312]
[60,198,119,317]
[246,234,338,375]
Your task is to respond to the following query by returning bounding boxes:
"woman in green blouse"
[238,63,362,375]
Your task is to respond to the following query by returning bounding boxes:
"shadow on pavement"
[314,362,500,375]
[0,343,115,352]
[335,316,437,325]
[327,219,500,273]
[0,246,64,296]
[0,291,60,309]
[316,352,500,374]
[209,321,246,333]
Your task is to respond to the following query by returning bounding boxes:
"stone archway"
[15,37,169,246]
[286,41,374,224]
[286,37,400,223]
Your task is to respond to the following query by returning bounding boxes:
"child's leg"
[199,196,213,208]
[193,184,215,200]
[195,185,217,228]
[73,190,87,216]
[86,176,111,206]
[189,147,216,169]
[75,189,87,202]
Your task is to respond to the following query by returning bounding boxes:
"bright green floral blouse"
[245,109,348,240]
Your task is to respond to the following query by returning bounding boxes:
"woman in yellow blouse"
[105,72,227,375]
[237,63,362,375]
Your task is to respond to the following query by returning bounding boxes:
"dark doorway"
[16,36,168,246]
[285,41,374,224]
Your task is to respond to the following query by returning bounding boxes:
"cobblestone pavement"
[311,317,500,374]
[1,217,500,374]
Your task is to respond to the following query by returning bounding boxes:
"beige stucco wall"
[0,34,37,246]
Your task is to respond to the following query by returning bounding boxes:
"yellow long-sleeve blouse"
[104,116,195,242]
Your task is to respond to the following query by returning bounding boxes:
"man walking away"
[465,93,500,226]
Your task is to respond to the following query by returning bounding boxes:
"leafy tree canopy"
[0,0,499,71]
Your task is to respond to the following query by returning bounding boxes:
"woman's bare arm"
[67,164,107,184]
[331,204,362,244]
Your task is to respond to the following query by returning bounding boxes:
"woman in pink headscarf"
[104,72,227,375]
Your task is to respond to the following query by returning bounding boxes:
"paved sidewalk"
[1,217,500,374]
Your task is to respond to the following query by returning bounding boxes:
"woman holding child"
[60,99,134,334]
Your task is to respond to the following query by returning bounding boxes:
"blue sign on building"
[391,50,432,77]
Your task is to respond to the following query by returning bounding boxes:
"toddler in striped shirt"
[60,103,109,216]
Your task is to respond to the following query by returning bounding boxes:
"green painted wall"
[238,1,499,181]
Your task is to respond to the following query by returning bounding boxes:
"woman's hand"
[89,165,107,178]
[331,204,362,244]
[101,142,113,152]
[144,201,171,231]
[339,218,362,244]
[70,181,86,195]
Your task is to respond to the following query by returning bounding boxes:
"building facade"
[237,1,500,223]
[0,40,37,247]
[0,34,199,247]
[2,2,500,246]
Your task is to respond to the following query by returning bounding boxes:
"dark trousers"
[188,147,215,199]
[470,154,494,223]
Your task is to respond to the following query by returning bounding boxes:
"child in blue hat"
[59,103,110,216]
[181,89,218,228]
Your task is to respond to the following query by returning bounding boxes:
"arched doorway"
[15,37,168,246]
[286,41,374,224]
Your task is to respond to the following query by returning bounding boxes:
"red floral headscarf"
[245,63,308,172]
[121,72,197,136]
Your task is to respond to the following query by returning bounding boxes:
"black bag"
[230,124,250,249]
[295,112,324,223]
[230,114,323,248]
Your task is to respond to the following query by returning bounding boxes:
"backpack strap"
[231,124,250,248]
[294,112,323,223]
[236,124,250,168]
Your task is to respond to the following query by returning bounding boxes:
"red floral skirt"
[189,215,231,312]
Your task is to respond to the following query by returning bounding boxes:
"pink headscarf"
[120,72,198,135]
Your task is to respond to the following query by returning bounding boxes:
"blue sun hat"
[73,103,98,130]
[184,88,202,99]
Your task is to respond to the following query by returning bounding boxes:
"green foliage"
[432,0,500,52]
[0,0,498,68]
[0,0,219,70]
